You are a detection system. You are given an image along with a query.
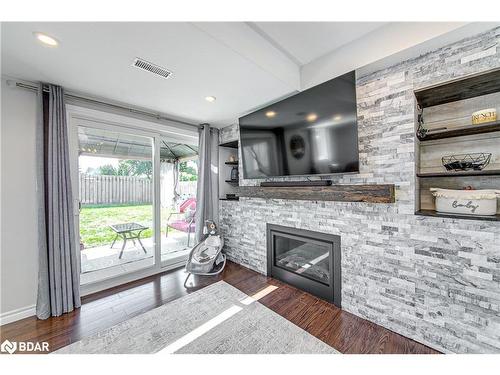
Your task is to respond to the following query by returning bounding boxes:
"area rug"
[56,281,337,354]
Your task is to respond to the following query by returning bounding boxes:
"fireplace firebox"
[267,224,341,307]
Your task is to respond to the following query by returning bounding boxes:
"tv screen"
[239,71,359,179]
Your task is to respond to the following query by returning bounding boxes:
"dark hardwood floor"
[0,261,439,354]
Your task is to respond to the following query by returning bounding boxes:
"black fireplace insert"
[267,224,341,307]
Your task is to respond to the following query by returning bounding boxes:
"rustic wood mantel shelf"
[237,184,395,203]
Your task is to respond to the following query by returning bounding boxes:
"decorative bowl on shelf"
[441,153,491,171]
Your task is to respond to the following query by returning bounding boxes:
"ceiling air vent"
[132,57,172,79]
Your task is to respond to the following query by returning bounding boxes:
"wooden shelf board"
[417,169,500,178]
[418,122,500,141]
[416,209,500,222]
[414,68,500,108]
[237,184,395,204]
[219,140,238,148]
[219,197,239,201]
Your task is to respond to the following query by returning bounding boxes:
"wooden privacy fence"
[79,173,153,205]
[178,180,197,197]
[79,174,198,205]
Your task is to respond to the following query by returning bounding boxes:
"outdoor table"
[109,223,149,259]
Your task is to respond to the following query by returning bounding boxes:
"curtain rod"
[12,81,201,129]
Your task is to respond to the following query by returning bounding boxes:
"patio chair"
[166,198,196,247]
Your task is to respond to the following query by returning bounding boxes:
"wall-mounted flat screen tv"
[239,71,359,179]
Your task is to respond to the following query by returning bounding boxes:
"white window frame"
[66,104,198,296]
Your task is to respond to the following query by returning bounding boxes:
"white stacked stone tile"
[218,27,500,353]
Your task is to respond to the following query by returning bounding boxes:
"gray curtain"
[36,83,81,319]
[195,124,219,242]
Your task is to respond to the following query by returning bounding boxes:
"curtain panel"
[195,124,219,242]
[36,83,81,319]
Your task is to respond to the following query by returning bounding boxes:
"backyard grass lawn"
[80,204,173,248]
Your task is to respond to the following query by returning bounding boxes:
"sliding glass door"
[159,137,198,265]
[77,126,156,285]
[68,110,198,289]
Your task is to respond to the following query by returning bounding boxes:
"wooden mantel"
[237,184,395,203]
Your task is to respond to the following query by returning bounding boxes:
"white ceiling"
[2,22,298,127]
[250,22,386,65]
[1,22,477,128]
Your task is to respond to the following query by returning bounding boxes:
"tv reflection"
[241,115,359,179]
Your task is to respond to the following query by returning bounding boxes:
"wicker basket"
[430,188,500,216]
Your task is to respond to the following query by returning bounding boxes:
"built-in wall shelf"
[417,169,500,178]
[414,69,500,221]
[237,184,395,203]
[417,122,500,141]
[218,138,239,201]
[416,209,500,222]
[414,68,500,108]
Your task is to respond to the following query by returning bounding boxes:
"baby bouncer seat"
[184,220,226,287]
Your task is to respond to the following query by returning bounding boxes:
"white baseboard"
[0,305,36,326]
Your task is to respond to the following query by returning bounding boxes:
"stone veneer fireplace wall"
[218,27,500,353]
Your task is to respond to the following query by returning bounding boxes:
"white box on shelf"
[430,188,500,216]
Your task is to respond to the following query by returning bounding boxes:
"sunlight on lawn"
[80,204,174,248]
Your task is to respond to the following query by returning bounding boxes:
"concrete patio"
[81,230,192,275]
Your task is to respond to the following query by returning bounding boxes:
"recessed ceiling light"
[266,111,277,118]
[205,96,216,103]
[333,115,342,121]
[306,113,318,122]
[33,32,59,47]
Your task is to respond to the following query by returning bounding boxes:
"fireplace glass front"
[274,236,331,285]
[267,224,341,306]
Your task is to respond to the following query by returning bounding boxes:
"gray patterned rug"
[56,281,337,354]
